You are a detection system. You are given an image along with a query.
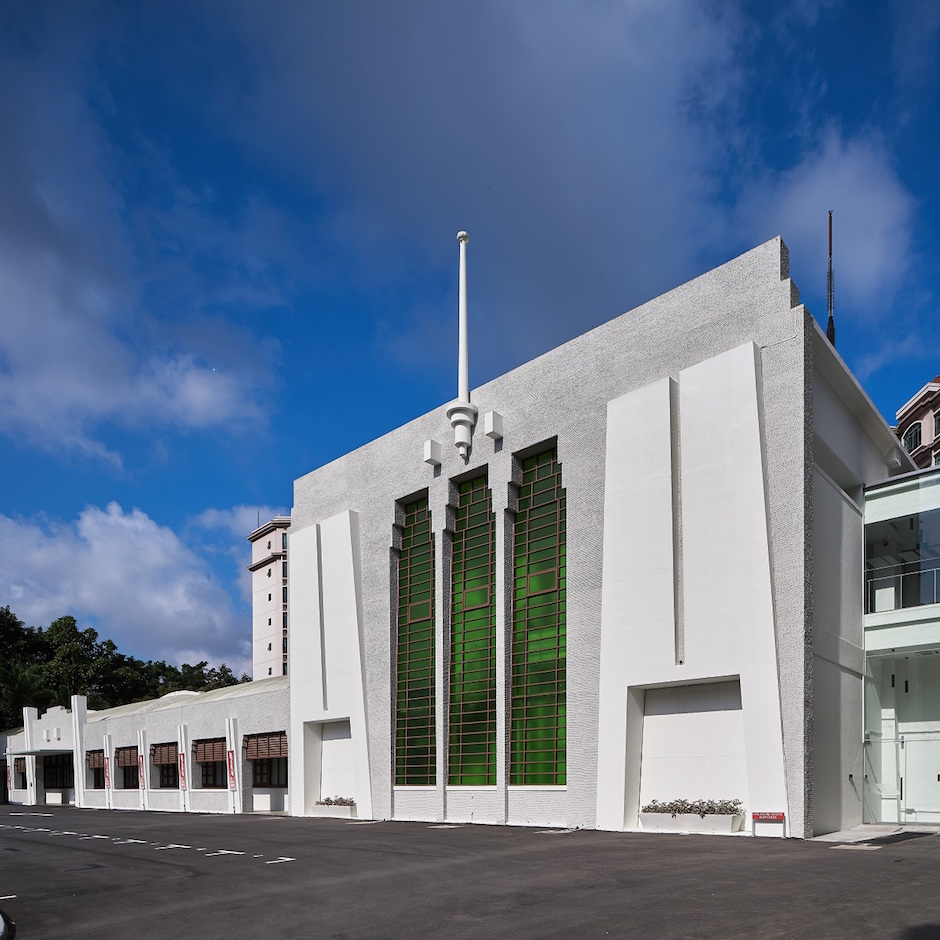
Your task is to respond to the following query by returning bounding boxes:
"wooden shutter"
[86,750,105,769]
[244,732,288,760]
[115,746,138,767]
[192,738,226,762]
[14,758,25,774]
[151,742,179,765]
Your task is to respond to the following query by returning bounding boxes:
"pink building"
[896,376,940,469]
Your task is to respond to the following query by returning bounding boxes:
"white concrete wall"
[810,467,865,834]
[289,510,372,817]
[637,682,749,810]
[596,343,789,834]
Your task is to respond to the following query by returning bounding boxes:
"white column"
[102,733,114,810]
[225,717,242,814]
[22,707,38,806]
[137,729,149,811]
[178,724,191,812]
[70,695,88,809]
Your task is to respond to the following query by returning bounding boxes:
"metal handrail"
[865,566,940,613]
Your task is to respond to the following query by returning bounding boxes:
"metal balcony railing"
[866,566,940,614]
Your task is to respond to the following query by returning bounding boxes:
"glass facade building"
[864,468,940,824]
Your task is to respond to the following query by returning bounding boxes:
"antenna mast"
[826,210,836,346]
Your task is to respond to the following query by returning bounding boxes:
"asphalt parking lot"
[2,806,940,939]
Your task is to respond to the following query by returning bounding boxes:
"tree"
[0,607,248,729]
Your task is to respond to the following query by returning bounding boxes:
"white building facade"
[284,236,909,837]
[3,680,289,815]
[3,237,918,837]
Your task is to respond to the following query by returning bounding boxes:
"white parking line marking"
[253,854,264,858]
[0,895,16,900]
[9,812,53,817]
[154,844,191,851]
[79,835,109,840]
[204,849,244,857]
[114,839,148,845]
[266,857,295,864]
[428,824,462,829]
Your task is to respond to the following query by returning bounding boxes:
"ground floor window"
[152,742,179,789]
[252,757,288,787]
[43,754,74,789]
[115,746,138,788]
[86,749,105,788]
[201,760,227,788]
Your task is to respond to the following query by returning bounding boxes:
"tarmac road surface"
[1,806,939,939]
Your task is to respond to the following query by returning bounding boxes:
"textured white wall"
[597,343,788,833]
[289,511,372,816]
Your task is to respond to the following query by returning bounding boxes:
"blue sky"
[1,1,938,672]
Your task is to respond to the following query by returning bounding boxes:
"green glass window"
[396,498,436,785]
[511,448,566,785]
[449,476,497,786]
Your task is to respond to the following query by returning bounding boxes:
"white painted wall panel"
[679,342,788,827]
[638,682,749,809]
[289,511,372,817]
[596,378,676,830]
[320,720,354,801]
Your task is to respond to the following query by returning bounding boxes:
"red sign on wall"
[227,749,237,791]
[104,756,111,790]
[752,811,785,821]
[178,753,188,791]
[5,765,10,792]
[138,754,146,789]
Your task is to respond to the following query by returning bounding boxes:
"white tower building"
[248,516,291,679]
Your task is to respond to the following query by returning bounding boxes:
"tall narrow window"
[396,498,436,785]
[511,448,566,785]
[449,476,496,785]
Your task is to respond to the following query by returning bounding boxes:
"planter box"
[640,812,744,834]
[311,803,357,819]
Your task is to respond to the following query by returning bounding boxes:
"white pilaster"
[178,724,191,812]
[70,695,87,809]
[226,716,242,814]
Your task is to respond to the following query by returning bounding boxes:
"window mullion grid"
[511,450,566,786]
[397,500,436,786]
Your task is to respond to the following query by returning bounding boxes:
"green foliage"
[0,605,250,730]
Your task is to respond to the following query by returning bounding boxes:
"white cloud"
[0,503,250,671]
[738,129,914,319]
[0,20,280,464]
[853,332,931,385]
[196,504,289,541]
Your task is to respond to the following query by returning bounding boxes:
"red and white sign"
[752,811,785,822]
[104,756,111,790]
[138,754,146,789]
[178,753,188,791]
[227,749,237,791]
[5,764,10,792]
